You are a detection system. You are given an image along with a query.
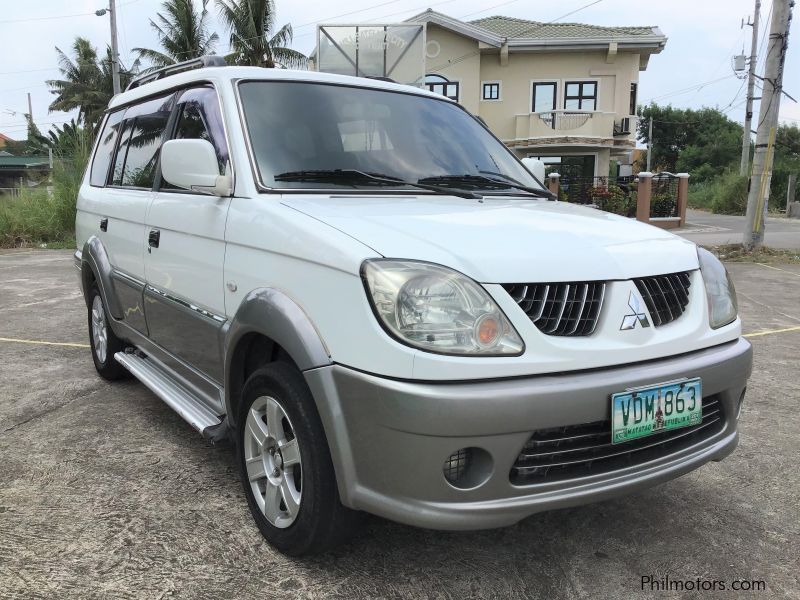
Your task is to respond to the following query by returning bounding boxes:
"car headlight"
[697,247,738,329]
[361,259,524,355]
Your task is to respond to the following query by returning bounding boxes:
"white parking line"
[755,263,800,277]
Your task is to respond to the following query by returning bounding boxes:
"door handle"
[148,229,160,250]
[100,217,108,232]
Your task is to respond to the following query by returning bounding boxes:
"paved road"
[677,209,800,250]
[1,250,799,599]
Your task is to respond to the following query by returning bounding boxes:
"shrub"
[711,172,748,215]
[0,129,90,248]
[651,192,676,217]
[688,180,715,209]
[590,184,635,217]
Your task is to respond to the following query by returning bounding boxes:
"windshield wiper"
[420,173,555,200]
[273,169,482,199]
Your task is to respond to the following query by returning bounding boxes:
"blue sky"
[0,0,798,140]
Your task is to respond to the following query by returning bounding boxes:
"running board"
[114,351,222,434]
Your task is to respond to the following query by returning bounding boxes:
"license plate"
[611,378,702,444]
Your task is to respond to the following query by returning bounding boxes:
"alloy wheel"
[243,395,303,528]
[91,295,108,363]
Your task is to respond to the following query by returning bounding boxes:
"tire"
[87,284,128,381]
[237,362,360,555]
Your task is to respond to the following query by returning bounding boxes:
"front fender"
[223,288,331,422]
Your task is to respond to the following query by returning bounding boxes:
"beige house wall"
[423,25,481,115]
[420,27,643,177]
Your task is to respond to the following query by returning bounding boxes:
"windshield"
[238,81,544,192]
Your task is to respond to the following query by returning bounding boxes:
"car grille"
[502,282,606,336]
[510,395,725,486]
[633,272,692,327]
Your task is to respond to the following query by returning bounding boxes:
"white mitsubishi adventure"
[74,57,752,555]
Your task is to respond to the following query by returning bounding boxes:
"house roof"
[470,15,659,40]
[0,156,50,169]
[405,10,666,52]
[0,133,15,143]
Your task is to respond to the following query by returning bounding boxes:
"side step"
[114,351,222,435]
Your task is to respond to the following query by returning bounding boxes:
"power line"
[0,10,96,25]
[643,75,737,103]
[459,0,530,20]
[0,0,141,25]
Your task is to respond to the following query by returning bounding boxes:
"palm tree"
[46,37,137,131]
[216,0,307,68]
[134,0,219,69]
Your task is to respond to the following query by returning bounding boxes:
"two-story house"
[412,10,666,181]
[312,10,666,183]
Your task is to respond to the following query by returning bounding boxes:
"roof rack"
[126,55,227,91]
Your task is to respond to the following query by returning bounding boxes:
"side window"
[170,86,229,176]
[564,81,597,111]
[532,82,557,113]
[90,110,124,186]
[109,94,174,189]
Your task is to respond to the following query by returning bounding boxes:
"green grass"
[0,154,85,248]
[0,185,77,248]
[687,180,715,210]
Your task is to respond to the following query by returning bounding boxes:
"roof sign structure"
[316,24,426,86]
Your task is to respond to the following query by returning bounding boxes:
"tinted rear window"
[110,94,174,189]
[90,110,124,186]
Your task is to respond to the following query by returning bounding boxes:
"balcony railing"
[538,111,592,130]
[514,110,619,142]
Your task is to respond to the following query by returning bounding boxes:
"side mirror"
[160,138,232,196]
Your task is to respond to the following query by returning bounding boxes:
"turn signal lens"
[476,314,500,347]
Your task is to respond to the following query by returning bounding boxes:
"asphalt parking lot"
[1,250,799,599]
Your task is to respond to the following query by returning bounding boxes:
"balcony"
[511,111,635,150]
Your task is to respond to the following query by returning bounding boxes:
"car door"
[79,94,174,335]
[143,85,232,387]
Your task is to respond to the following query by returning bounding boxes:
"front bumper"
[304,338,752,530]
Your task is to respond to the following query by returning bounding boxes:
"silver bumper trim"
[304,338,752,530]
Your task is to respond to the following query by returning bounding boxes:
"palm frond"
[271,47,307,70]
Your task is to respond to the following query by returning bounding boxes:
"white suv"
[75,58,752,555]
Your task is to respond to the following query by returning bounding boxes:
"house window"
[482,82,501,101]
[531,82,557,113]
[564,81,597,111]
[425,74,459,102]
[629,82,638,116]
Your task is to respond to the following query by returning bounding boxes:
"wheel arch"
[81,236,123,319]
[223,288,331,428]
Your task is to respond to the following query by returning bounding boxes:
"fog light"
[442,447,493,490]
[443,448,472,484]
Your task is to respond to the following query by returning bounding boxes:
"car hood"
[281,195,699,282]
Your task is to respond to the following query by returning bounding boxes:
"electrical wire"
[643,75,738,103]
[0,0,141,25]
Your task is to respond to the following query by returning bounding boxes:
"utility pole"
[109,0,121,95]
[96,1,121,95]
[740,0,760,175]
[646,116,653,172]
[27,92,33,119]
[743,0,794,250]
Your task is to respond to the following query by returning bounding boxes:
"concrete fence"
[636,172,689,229]
[547,171,689,229]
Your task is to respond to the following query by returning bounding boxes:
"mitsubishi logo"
[620,291,651,330]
